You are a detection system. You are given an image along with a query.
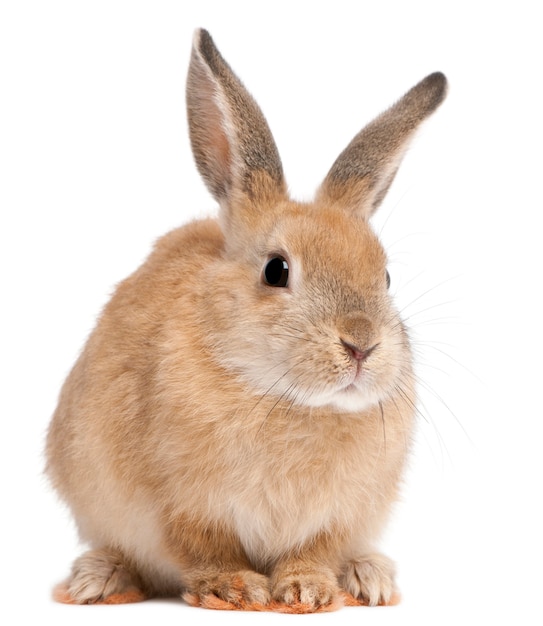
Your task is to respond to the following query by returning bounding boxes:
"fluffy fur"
[46,29,447,612]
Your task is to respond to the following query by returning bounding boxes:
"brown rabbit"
[46,29,447,612]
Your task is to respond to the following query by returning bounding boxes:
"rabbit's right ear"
[187,30,286,241]
[316,72,447,220]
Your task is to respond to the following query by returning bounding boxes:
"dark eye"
[386,270,391,289]
[264,256,289,288]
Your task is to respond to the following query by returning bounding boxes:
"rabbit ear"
[317,72,447,219]
[187,29,286,228]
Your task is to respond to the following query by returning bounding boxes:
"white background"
[1,1,542,624]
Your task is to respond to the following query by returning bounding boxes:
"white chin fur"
[303,387,381,413]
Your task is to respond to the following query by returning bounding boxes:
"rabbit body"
[46,30,446,610]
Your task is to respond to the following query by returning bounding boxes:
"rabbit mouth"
[302,373,383,413]
[324,358,391,411]
[326,386,381,413]
[337,379,376,408]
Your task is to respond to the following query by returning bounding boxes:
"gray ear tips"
[420,72,448,111]
[193,28,213,47]
[425,71,447,88]
[429,71,448,92]
[191,29,225,78]
[192,28,214,58]
[193,27,209,43]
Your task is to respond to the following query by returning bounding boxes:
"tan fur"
[46,29,446,612]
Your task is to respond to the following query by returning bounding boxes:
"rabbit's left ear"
[187,30,286,230]
[317,72,447,219]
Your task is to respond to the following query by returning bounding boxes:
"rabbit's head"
[188,30,446,413]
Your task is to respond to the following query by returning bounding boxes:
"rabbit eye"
[386,270,391,289]
[264,256,289,288]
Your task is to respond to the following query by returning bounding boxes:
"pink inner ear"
[202,88,232,178]
[187,53,234,200]
[197,82,233,190]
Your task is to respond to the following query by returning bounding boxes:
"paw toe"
[191,570,271,609]
[342,553,397,606]
[272,570,340,612]
[55,549,143,605]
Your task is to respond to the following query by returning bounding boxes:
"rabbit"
[46,28,447,612]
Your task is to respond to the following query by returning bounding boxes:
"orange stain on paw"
[182,590,400,613]
[54,583,399,612]
[53,582,146,605]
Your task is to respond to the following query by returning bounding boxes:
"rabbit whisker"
[378,400,387,454]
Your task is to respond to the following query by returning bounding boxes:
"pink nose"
[341,339,378,362]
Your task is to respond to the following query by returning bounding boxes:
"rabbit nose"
[341,338,378,362]
[337,312,377,361]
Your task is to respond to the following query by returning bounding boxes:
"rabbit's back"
[46,218,224,508]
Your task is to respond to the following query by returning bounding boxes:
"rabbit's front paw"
[54,548,144,605]
[190,570,271,608]
[341,553,397,606]
[272,568,340,611]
